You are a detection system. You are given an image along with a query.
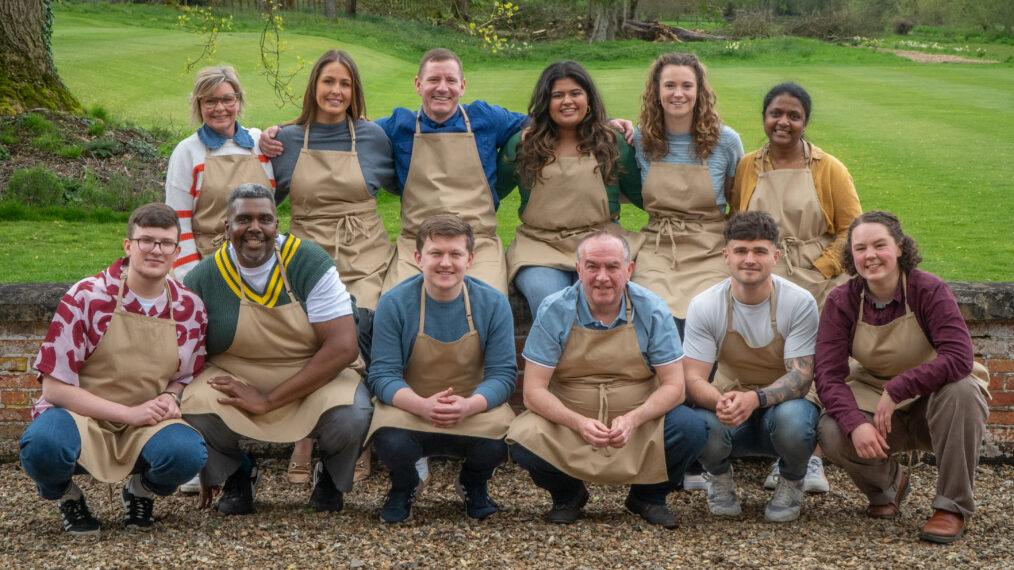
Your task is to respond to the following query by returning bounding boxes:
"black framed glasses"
[131,237,179,254]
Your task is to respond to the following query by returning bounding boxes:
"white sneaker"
[765,476,803,522]
[804,456,830,494]
[414,457,430,498]
[683,472,708,491]
[763,462,779,490]
[179,474,201,494]
[705,469,741,516]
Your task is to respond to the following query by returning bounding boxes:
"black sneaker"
[455,478,499,520]
[624,493,679,529]
[218,463,261,516]
[58,495,100,536]
[380,480,419,524]
[308,461,343,513]
[546,485,589,525]
[122,485,155,529]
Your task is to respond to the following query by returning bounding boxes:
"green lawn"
[3,5,1012,282]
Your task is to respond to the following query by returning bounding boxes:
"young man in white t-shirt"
[683,211,820,522]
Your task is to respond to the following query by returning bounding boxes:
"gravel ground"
[1,456,1011,568]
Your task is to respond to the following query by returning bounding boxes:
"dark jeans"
[19,408,207,499]
[511,404,707,506]
[373,428,508,491]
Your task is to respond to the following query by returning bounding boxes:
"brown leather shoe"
[919,509,964,543]
[866,471,910,520]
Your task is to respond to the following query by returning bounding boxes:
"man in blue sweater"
[366,214,518,523]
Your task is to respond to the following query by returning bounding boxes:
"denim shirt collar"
[198,122,255,150]
[576,284,629,330]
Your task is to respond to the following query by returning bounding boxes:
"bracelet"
[754,389,767,408]
[160,391,182,408]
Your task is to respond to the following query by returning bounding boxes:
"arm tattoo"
[758,356,815,407]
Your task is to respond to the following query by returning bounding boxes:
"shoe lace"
[128,493,154,521]
[706,472,736,498]
[771,479,802,507]
[807,457,825,478]
[61,498,92,524]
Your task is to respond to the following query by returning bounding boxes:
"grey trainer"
[705,469,741,516]
[765,476,804,522]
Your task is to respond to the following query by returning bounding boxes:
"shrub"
[32,132,65,153]
[57,145,84,159]
[4,166,66,206]
[783,9,879,41]
[81,172,161,212]
[0,126,16,145]
[0,144,10,160]
[17,113,57,135]
[729,11,777,39]
[83,138,123,159]
[87,119,107,137]
[125,139,157,158]
[891,16,915,35]
[88,104,111,123]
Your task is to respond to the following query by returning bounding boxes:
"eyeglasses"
[200,93,240,110]
[131,237,179,255]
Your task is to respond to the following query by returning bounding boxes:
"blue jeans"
[511,404,707,505]
[19,408,207,499]
[693,398,818,481]
[373,428,508,492]
[514,266,577,317]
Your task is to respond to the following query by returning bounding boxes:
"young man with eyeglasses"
[19,204,209,535]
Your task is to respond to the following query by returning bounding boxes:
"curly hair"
[637,53,722,162]
[842,210,922,276]
[289,50,366,127]
[513,61,620,189]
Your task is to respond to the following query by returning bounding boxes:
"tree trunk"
[324,0,336,19]
[449,0,470,21]
[0,0,80,114]
[343,0,356,18]
[588,1,627,44]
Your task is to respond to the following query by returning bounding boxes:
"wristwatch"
[754,389,767,408]
[161,390,182,408]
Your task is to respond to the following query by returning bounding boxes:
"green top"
[495,130,644,217]
[183,234,335,356]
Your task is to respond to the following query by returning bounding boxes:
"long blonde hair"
[638,53,721,161]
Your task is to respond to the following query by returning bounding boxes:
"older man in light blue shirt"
[508,231,706,529]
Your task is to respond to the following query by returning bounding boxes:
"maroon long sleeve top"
[815,269,975,436]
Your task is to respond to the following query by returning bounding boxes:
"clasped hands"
[850,390,897,459]
[417,387,480,429]
[715,390,760,427]
[123,392,180,426]
[577,415,636,449]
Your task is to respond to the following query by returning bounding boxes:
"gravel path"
[1,457,1011,568]
[876,48,999,64]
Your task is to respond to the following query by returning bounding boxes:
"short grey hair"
[576,231,631,264]
[190,64,245,125]
[226,183,275,214]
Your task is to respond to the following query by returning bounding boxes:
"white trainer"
[179,474,201,494]
[683,472,708,491]
[804,456,830,494]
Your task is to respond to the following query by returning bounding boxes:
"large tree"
[0,0,80,114]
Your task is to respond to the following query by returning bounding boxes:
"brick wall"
[2,282,1013,458]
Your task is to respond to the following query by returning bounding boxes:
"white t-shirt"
[683,275,818,363]
[227,236,351,323]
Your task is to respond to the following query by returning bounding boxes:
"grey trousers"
[817,376,987,520]
[184,381,373,493]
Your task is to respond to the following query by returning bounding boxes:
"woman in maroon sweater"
[815,210,990,544]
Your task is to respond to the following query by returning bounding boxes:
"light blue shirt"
[632,124,743,209]
[523,281,683,370]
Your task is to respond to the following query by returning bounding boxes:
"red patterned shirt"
[32,258,207,417]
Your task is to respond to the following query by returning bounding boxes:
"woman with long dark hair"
[496,61,643,316]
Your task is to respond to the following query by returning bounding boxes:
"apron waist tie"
[335,213,370,245]
[654,217,691,269]
[596,383,613,458]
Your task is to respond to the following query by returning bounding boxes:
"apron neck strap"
[348,117,357,152]
[726,283,776,332]
[419,283,474,332]
[117,270,174,322]
[760,140,812,172]
[303,123,311,148]
[415,105,470,134]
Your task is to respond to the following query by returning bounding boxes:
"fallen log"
[623,19,728,42]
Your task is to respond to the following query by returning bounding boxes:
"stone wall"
[2,281,1012,459]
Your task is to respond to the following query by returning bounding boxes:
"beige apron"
[69,275,193,483]
[288,120,392,310]
[507,292,668,484]
[366,285,516,441]
[713,287,787,393]
[506,155,644,284]
[182,246,360,442]
[382,106,508,294]
[632,159,728,319]
[746,145,846,307]
[846,275,990,413]
[192,147,272,257]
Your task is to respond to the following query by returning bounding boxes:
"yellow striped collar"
[213,235,300,307]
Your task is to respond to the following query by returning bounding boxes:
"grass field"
[2,3,1012,282]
